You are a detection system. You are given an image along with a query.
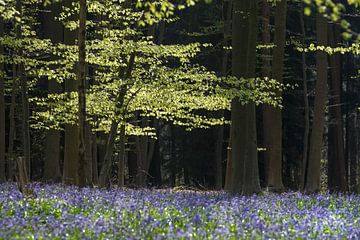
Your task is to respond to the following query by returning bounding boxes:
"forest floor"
[0,183,359,239]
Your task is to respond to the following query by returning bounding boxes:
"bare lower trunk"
[63,0,79,185]
[327,22,347,192]
[305,14,328,193]
[44,129,61,182]
[16,0,31,179]
[92,133,99,184]
[7,64,18,181]
[345,54,357,192]
[264,0,286,192]
[260,0,271,185]
[214,125,224,190]
[300,3,310,191]
[224,128,232,191]
[117,124,126,187]
[43,0,63,183]
[98,54,135,187]
[135,119,156,187]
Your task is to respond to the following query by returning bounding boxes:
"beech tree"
[225,0,261,195]
[263,0,287,192]
[305,13,328,193]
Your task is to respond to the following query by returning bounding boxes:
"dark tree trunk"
[77,0,90,187]
[226,0,260,195]
[260,0,271,186]
[305,14,328,193]
[345,54,358,192]
[327,22,347,192]
[215,0,232,190]
[16,0,31,179]
[43,1,63,183]
[92,133,99,184]
[263,0,286,192]
[300,2,310,191]
[117,124,126,187]
[63,0,79,185]
[7,63,18,181]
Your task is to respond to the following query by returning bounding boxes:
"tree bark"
[227,0,260,195]
[7,64,18,181]
[98,53,135,187]
[0,16,5,182]
[327,22,347,192]
[215,0,232,190]
[305,14,328,193]
[345,54,357,192]
[77,0,90,187]
[117,124,126,187]
[263,0,286,192]
[299,2,310,191]
[16,0,31,179]
[260,0,271,187]
[63,0,79,185]
[43,1,63,183]
[134,118,156,187]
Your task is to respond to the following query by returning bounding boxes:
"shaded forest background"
[0,0,360,194]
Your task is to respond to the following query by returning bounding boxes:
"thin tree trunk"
[263,0,286,192]
[92,133,99,184]
[77,0,90,187]
[149,138,162,186]
[117,124,126,187]
[135,118,156,187]
[98,53,135,187]
[215,0,232,190]
[63,0,79,185]
[128,139,138,186]
[305,14,328,193]
[345,54,357,192]
[327,22,347,192]
[16,0,31,179]
[224,128,232,190]
[0,16,5,182]
[300,2,310,191]
[43,1,63,183]
[7,64,18,181]
[260,0,271,186]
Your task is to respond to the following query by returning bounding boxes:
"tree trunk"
[128,139,138,186]
[149,138,162,187]
[16,0,31,179]
[7,63,18,181]
[92,133,99,184]
[345,54,357,192]
[77,0,90,187]
[224,127,232,190]
[117,124,126,187]
[63,0,79,185]
[43,1,63,183]
[299,2,310,191]
[98,53,135,187]
[135,118,156,187]
[226,0,260,195]
[0,16,5,182]
[327,22,347,192]
[305,14,328,193]
[215,0,232,190]
[263,0,286,192]
[260,0,271,187]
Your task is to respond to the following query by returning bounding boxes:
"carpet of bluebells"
[1,183,360,239]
